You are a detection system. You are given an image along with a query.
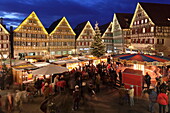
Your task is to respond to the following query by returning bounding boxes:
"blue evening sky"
[0,0,170,29]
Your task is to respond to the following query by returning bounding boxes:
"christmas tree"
[90,22,105,58]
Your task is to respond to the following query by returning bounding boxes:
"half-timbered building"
[13,11,48,58]
[0,18,10,59]
[130,2,170,56]
[112,13,133,54]
[99,22,113,53]
[48,17,76,55]
[74,21,95,54]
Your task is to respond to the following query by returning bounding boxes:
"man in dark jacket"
[34,78,42,96]
[145,72,151,89]
[72,85,80,111]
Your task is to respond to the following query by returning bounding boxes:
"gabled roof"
[48,18,62,34]
[74,21,88,39]
[14,11,48,34]
[139,2,170,26]
[115,13,133,29]
[48,17,75,35]
[0,24,10,34]
[99,22,112,36]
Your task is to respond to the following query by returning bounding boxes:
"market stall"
[113,54,170,81]
[12,63,38,84]
[122,68,143,96]
[31,64,69,83]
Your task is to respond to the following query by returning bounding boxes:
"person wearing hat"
[72,85,80,111]
[128,85,134,106]
[149,88,157,113]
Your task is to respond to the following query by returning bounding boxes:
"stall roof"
[54,59,81,65]
[32,62,50,67]
[25,55,43,59]
[13,63,38,70]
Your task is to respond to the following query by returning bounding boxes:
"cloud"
[0,0,170,29]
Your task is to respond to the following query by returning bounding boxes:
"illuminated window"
[151,27,154,32]
[27,42,31,46]
[142,28,146,33]
[42,42,46,47]
[3,44,7,48]
[134,22,136,25]
[141,20,144,24]
[137,21,139,24]
[145,19,148,23]
[0,28,2,32]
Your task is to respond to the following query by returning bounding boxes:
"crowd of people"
[2,58,170,113]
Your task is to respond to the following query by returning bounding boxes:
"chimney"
[0,17,3,24]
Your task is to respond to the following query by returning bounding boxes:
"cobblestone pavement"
[0,85,161,113]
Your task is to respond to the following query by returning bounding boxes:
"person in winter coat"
[159,82,168,93]
[157,89,168,113]
[118,70,122,87]
[95,73,101,93]
[145,72,151,89]
[5,92,14,113]
[167,90,170,113]
[15,90,23,112]
[43,83,50,99]
[149,88,157,113]
[72,85,81,111]
[0,94,4,113]
[128,85,134,106]
[0,95,2,111]
[34,78,42,96]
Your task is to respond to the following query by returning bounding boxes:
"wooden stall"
[12,63,38,84]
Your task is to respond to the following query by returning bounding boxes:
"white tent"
[31,64,68,75]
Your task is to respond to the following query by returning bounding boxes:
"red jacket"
[157,93,168,105]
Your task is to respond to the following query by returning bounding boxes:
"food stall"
[12,63,38,84]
